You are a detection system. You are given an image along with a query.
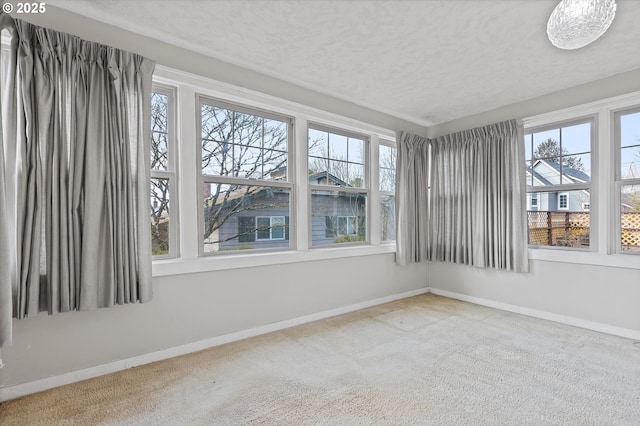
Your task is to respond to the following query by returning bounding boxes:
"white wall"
[3,254,429,387]
[428,261,640,332]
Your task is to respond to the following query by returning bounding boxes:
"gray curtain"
[429,120,528,272]
[396,132,430,265]
[0,16,155,349]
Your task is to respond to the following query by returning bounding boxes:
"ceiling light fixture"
[547,0,617,50]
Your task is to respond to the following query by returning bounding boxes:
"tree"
[533,138,584,172]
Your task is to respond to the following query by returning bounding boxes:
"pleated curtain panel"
[396,120,529,273]
[0,14,155,350]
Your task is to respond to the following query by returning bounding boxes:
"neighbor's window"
[151,86,178,258]
[524,119,592,249]
[379,142,396,242]
[200,97,292,254]
[615,108,640,253]
[308,125,368,246]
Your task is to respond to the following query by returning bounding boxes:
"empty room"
[0,0,639,424]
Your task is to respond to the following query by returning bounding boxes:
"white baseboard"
[428,287,640,341]
[0,287,430,402]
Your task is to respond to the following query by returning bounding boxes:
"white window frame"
[151,84,179,260]
[613,106,640,256]
[151,66,396,277]
[197,94,294,256]
[308,123,370,248]
[558,192,569,210]
[524,117,594,251]
[256,216,286,241]
[379,140,397,243]
[524,90,640,269]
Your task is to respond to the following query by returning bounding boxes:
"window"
[615,108,640,253]
[558,192,569,210]
[308,125,368,246]
[199,97,292,254]
[150,86,178,258]
[379,142,396,242]
[150,67,397,276]
[524,119,592,249]
[255,216,287,240]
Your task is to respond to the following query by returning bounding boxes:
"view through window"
[524,120,592,248]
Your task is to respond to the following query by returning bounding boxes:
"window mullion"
[179,85,200,261]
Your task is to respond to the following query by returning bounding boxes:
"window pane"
[561,122,590,155]
[264,119,288,152]
[271,216,285,240]
[308,129,328,157]
[527,190,590,248]
[201,105,231,142]
[381,195,396,242]
[532,129,560,161]
[262,149,287,180]
[561,153,590,184]
[202,141,233,176]
[234,146,262,179]
[620,112,640,148]
[308,156,328,177]
[328,160,348,183]
[234,113,263,147]
[151,93,168,133]
[311,190,366,246]
[151,93,168,171]
[348,137,364,164]
[201,102,289,182]
[256,217,271,240]
[348,163,365,188]
[203,183,290,253]
[524,133,532,162]
[379,145,396,192]
[329,133,348,160]
[151,178,170,256]
[621,185,640,252]
[621,146,640,179]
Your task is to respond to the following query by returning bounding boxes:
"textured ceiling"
[49,0,640,126]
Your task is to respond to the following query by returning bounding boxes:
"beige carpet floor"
[1,294,640,425]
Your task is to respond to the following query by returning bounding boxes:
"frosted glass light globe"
[547,0,617,50]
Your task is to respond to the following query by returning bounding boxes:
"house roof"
[526,159,590,186]
[308,171,349,187]
[543,160,591,183]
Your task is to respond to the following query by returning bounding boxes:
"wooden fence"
[527,211,640,251]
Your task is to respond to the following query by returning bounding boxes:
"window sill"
[528,248,640,270]
[152,244,396,277]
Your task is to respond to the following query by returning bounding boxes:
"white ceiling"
[49,0,640,127]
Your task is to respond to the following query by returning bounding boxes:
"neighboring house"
[526,159,591,212]
[204,171,365,251]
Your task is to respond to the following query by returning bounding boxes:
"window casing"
[308,124,369,247]
[524,118,593,250]
[198,96,294,255]
[150,85,178,259]
[614,108,640,254]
